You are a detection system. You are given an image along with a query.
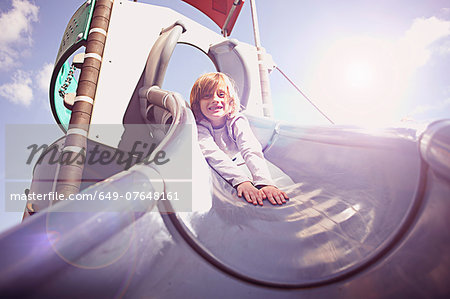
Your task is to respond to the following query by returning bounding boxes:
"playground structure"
[0,1,449,298]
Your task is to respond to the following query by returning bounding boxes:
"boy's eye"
[202,94,213,99]
[217,91,226,98]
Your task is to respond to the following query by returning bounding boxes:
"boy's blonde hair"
[190,72,240,121]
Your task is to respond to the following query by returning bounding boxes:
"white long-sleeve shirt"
[196,114,274,188]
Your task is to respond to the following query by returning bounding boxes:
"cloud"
[36,63,54,94]
[0,70,33,106]
[0,0,39,70]
[0,62,54,107]
[397,17,450,70]
[409,98,450,117]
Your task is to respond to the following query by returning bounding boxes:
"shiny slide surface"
[1,101,449,298]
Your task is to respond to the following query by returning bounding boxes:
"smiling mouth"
[208,106,223,111]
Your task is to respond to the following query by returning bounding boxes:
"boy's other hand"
[237,181,263,206]
[260,186,288,205]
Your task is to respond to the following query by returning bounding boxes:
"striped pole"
[55,0,114,199]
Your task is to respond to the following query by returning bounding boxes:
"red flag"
[182,0,245,36]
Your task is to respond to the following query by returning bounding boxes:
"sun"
[309,36,406,127]
[345,62,374,89]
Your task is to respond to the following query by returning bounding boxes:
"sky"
[0,0,449,232]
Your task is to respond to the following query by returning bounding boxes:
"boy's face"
[199,82,230,127]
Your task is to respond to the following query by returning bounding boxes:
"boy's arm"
[197,125,250,188]
[232,117,274,187]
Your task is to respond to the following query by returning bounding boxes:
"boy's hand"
[260,186,289,205]
[237,181,263,206]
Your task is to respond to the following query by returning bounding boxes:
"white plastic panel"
[89,1,224,147]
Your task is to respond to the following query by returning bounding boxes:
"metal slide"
[1,89,450,298]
